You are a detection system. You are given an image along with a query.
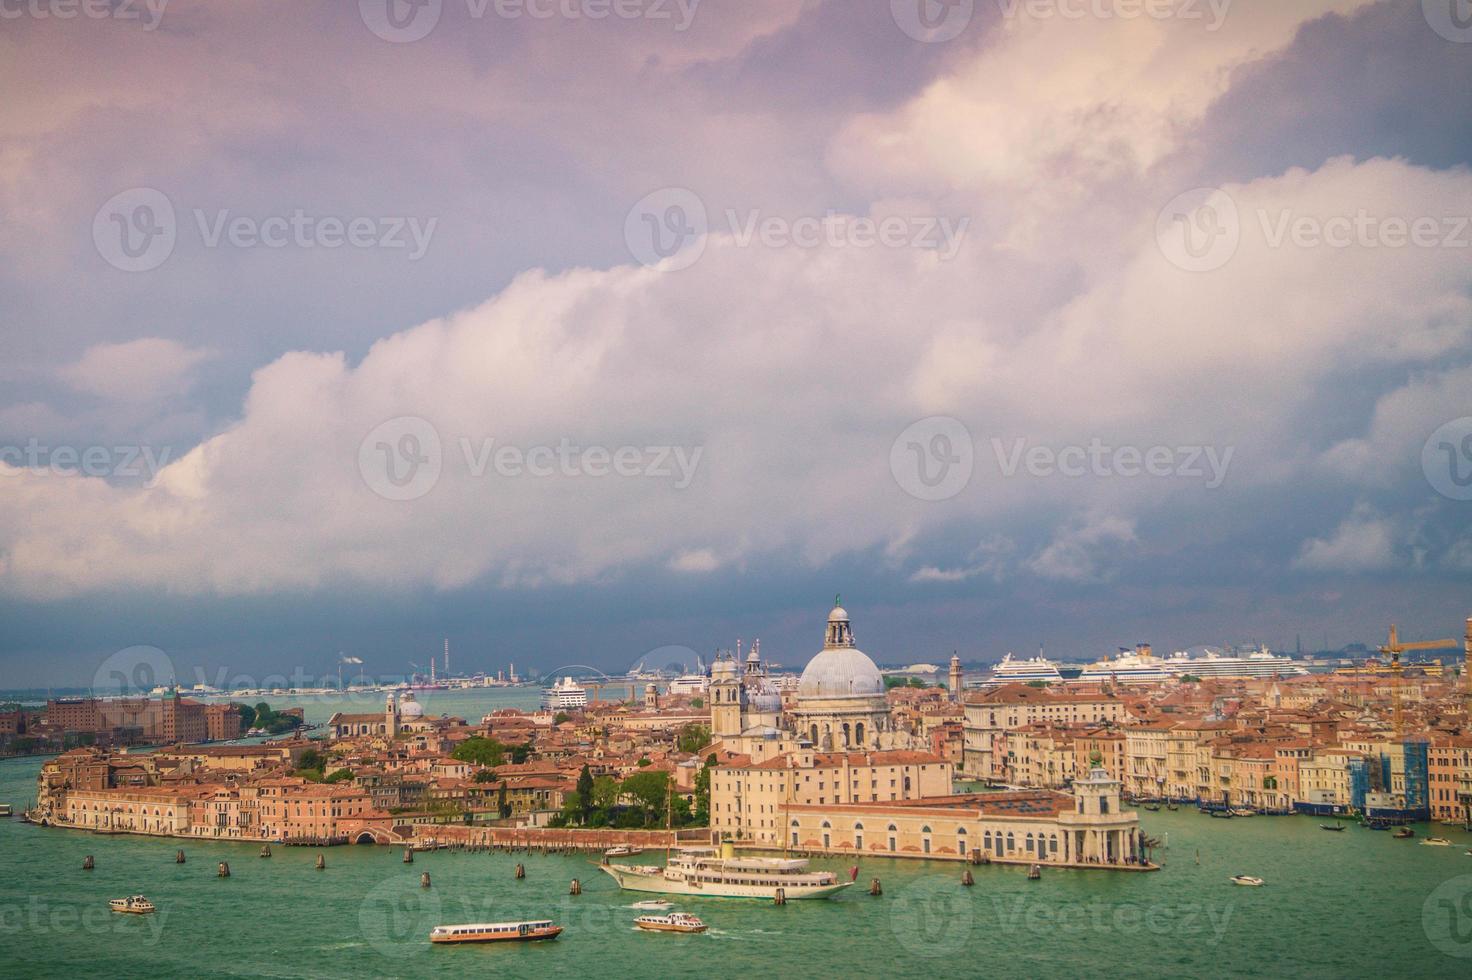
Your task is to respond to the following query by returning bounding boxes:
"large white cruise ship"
[1078,645,1172,684]
[985,652,1065,686]
[1161,645,1308,679]
[540,677,588,710]
[600,846,850,900]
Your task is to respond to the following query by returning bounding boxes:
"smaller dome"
[398,693,424,719]
[828,605,849,623]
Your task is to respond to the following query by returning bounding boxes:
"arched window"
[842,723,851,747]
[855,721,866,744]
[957,825,968,855]
[821,820,832,829]
[1006,832,1015,852]
[983,830,993,850]
[810,724,819,744]
[887,823,897,852]
[1025,832,1035,854]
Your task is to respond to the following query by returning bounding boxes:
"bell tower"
[385,692,400,738]
[710,657,745,737]
[949,653,963,703]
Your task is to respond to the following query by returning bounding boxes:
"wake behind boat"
[600,846,850,900]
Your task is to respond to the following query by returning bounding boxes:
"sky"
[1,0,1471,689]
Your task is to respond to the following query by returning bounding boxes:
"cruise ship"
[985,653,1065,686]
[1078,645,1172,684]
[541,677,589,710]
[1161,645,1308,679]
[599,846,851,900]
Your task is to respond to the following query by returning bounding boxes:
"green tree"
[297,748,324,772]
[324,768,354,783]
[591,775,620,811]
[692,753,715,826]
[234,703,257,729]
[473,768,497,783]
[553,712,571,725]
[497,782,510,819]
[621,770,670,827]
[576,764,594,823]
[675,723,711,754]
[689,697,703,709]
[452,737,506,768]
[510,743,531,765]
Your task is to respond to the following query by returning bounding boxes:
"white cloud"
[58,338,212,403]
[1027,514,1137,583]
[1292,504,1398,572]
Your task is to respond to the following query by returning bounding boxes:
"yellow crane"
[1379,624,1455,736]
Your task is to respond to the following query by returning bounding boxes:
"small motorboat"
[631,900,673,911]
[1027,865,1041,880]
[1229,875,1264,887]
[1392,827,1415,839]
[1421,837,1453,847]
[635,912,707,934]
[605,845,644,857]
[1319,824,1345,832]
[0,803,13,817]
[430,920,562,944]
[109,895,157,915]
[1230,809,1257,817]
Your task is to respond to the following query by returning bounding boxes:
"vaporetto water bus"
[600,845,851,900]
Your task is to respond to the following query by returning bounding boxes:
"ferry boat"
[985,653,1064,686]
[1161,645,1308,679]
[600,846,851,900]
[1078,646,1171,684]
[109,895,157,914]
[0,803,12,817]
[635,912,707,934]
[429,920,562,944]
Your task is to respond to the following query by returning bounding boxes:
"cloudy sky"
[2,0,1471,689]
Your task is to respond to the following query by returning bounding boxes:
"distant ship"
[1078,645,1171,684]
[1161,645,1308,679]
[986,653,1065,686]
[541,677,588,710]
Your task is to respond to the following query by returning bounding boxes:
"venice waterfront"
[1,696,1469,980]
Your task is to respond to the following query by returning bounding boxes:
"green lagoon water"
[2,688,1470,978]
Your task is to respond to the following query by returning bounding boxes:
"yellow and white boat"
[635,912,707,934]
[109,895,156,914]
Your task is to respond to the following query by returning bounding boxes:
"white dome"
[828,605,849,623]
[798,647,884,698]
[398,693,424,719]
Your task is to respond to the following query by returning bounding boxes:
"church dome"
[398,692,424,719]
[798,648,884,698]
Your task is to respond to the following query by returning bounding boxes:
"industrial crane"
[1379,624,1455,736]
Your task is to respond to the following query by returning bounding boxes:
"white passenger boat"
[430,920,562,944]
[1421,837,1453,847]
[109,895,157,914]
[600,846,850,900]
[635,912,707,934]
